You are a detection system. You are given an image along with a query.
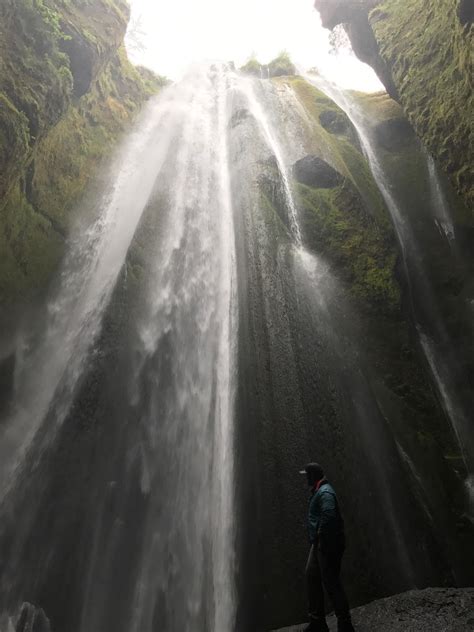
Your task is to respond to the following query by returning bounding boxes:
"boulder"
[319,109,350,135]
[16,603,51,632]
[458,0,474,25]
[293,155,344,188]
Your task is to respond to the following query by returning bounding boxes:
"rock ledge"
[273,587,474,632]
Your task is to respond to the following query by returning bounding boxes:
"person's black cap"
[299,462,324,479]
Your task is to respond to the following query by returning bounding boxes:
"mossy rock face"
[0,0,74,145]
[293,155,344,188]
[240,53,296,78]
[319,108,352,135]
[369,0,473,207]
[285,76,362,152]
[260,77,401,315]
[295,179,400,313]
[314,0,473,208]
[0,0,163,310]
[54,0,130,97]
[0,94,30,200]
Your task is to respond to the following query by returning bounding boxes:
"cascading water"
[0,66,237,632]
[426,154,455,244]
[239,78,304,246]
[228,76,440,627]
[305,73,474,498]
[118,66,238,632]
[0,95,178,493]
[0,62,472,632]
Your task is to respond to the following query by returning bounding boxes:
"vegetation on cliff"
[272,77,400,314]
[0,0,164,308]
[314,0,473,209]
[240,51,296,78]
[240,56,264,77]
[370,0,473,209]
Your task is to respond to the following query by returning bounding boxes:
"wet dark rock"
[230,108,250,128]
[273,587,474,631]
[458,0,474,26]
[58,0,130,97]
[314,0,380,29]
[319,109,350,135]
[16,603,51,632]
[293,155,344,188]
[313,1,398,99]
[343,14,399,101]
[374,117,415,151]
[0,351,15,415]
[59,30,97,98]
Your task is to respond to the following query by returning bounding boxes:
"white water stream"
[427,154,455,244]
[1,66,238,632]
[306,73,474,492]
[0,63,471,630]
[0,93,180,495]
[239,78,304,246]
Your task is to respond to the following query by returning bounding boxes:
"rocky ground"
[273,588,474,632]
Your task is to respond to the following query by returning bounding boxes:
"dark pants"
[305,538,351,625]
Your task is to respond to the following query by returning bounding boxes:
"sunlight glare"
[126,0,383,92]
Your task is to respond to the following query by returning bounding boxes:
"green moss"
[240,57,264,77]
[0,0,74,143]
[352,90,471,228]
[337,141,391,226]
[254,77,402,314]
[29,45,161,230]
[0,93,30,200]
[268,51,296,77]
[370,0,473,207]
[288,77,350,127]
[295,181,400,313]
[280,77,390,227]
[0,184,63,300]
[0,0,163,306]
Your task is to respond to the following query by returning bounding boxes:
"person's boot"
[337,615,355,632]
[302,617,330,632]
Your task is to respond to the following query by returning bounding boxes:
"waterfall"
[0,65,237,632]
[114,66,238,632]
[0,93,179,495]
[1,65,472,631]
[306,74,474,488]
[238,78,304,246]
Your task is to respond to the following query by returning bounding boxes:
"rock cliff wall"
[0,0,162,314]
[314,0,473,210]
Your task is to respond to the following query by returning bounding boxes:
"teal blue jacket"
[308,480,344,544]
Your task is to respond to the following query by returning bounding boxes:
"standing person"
[299,463,355,632]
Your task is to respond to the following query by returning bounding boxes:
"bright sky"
[126,0,383,92]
